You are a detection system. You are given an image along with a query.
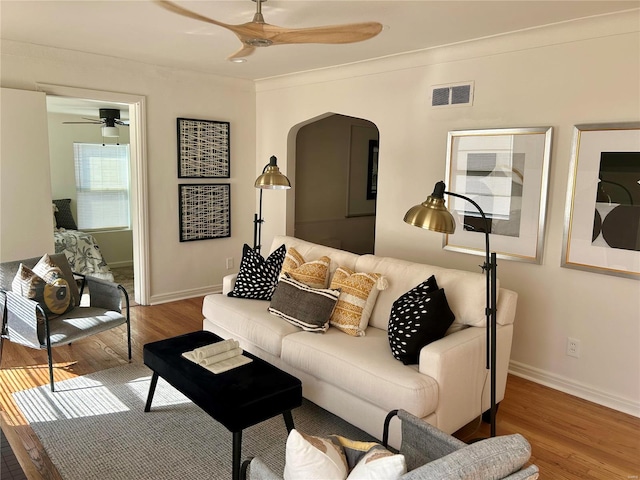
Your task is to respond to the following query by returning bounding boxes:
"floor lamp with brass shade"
[254,156,291,254]
[404,180,498,438]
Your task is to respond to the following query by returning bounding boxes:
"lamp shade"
[102,125,120,137]
[255,156,291,190]
[403,181,456,234]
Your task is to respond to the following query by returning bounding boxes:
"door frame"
[36,83,150,305]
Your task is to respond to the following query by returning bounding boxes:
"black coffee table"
[143,331,302,480]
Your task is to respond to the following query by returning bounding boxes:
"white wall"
[254,11,640,415]
[1,40,257,302]
[0,88,54,260]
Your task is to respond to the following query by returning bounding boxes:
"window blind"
[73,143,131,230]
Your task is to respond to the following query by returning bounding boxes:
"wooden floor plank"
[1,296,639,479]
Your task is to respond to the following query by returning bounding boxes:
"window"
[73,143,131,230]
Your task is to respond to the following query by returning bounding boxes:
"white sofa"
[202,235,517,445]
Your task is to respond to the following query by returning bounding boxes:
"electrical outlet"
[226,257,234,270]
[567,337,581,358]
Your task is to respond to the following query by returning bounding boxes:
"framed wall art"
[561,122,640,279]
[443,126,553,263]
[179,183,231,242]
[177,118,230,178]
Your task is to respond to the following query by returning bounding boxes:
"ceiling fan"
[63,108,129,137]
[157,0,383,60]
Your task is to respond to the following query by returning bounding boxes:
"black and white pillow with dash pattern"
[388,275,455,365]
[228,244,286,300]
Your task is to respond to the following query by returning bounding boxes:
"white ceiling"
[2,1,639,82]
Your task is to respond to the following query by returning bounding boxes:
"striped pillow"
[329,267,388,337]
[268,274,340,332]
[281,247,331,288]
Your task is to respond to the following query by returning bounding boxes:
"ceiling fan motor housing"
[99,108,121,120]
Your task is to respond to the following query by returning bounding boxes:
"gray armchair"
[0,253,131,391]
[241,409,539,480]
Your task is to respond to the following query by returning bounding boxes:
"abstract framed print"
[562,123,640,279]
[443,127,553,263]
[179,184,230,241]
[177,118,230,178]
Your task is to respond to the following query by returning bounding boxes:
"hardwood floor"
[1,297,639,479]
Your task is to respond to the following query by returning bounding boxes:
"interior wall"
[0,88,54,260]
[48,111,133,266]
[255,11,640,415]
[295,114,377,254]
[1,40,256,303]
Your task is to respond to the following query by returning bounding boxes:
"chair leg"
[47,339,55,392]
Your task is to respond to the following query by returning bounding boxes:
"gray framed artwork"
[177,118,230,178]
[562,122,640,279]
[179,183,231,241]
[443,126,553,263]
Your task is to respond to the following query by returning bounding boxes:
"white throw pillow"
[283,429,348,480]
[346,448,406,480]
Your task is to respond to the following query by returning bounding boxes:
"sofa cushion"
[388,276,455,365]
[228,244,286,300]
[281,328,438,418]
[354,255,496,331]
[281,247,331,288]
[271,235,360,275]
[284,429,348,480]
[329,267,388,337]
[399,434,532,480]
[202,294,299,357]
[269,275,340,332]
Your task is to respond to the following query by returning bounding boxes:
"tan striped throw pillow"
[280,247,331,288]
[329,267,388,337]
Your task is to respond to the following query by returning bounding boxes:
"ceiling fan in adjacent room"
[63,108,129,137]
[157,0,383,60]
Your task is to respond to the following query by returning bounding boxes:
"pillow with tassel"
[329,266,388,337]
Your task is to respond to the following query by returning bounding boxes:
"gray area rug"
[13,364,375,479]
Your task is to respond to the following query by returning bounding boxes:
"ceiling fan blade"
[227,45,257,61]
[156,1,232,30]
[263,22,383,45]
[62,121,102,125]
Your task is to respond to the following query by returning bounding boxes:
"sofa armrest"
[400,433,533,480]
[222,273,238,295]
[418,324,513,434]
[85,276,127,312]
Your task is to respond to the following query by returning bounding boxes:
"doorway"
[294,114,379,254]
[37,84,149,305]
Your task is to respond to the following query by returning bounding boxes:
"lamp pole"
[444,189,498,438]
[404,180,498,437]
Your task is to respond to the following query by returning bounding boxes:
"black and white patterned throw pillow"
[228,244,286,300]
[388,275,455,365]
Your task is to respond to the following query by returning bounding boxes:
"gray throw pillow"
[268,274,340,332]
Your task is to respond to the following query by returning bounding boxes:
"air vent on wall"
[431,81,474,107]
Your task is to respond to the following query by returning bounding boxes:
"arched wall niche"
[285,111,379,254]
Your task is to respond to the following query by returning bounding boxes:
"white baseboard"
[509,360,640,418]
[148,285,222,306]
